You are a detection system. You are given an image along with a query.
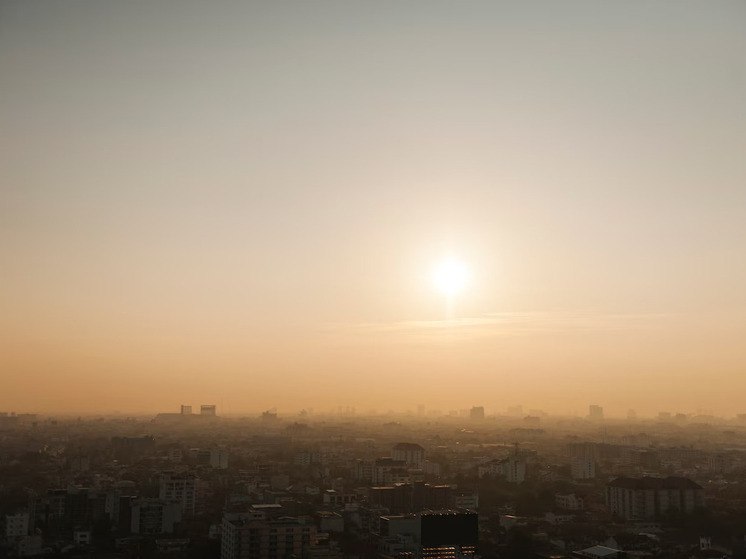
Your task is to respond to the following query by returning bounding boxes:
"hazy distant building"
[508,405,523,417]
[571,456,596,479]
[588,405,604,421]
[111,435,155,454]
[201,404,217,417]
[261,409,278,421]
[501,458,526,484]
[606,476,704,520]
[393,443,425,468]
[180,405,192,415]
[372,458,409,485]
[130,499,181,534]
[209,449,229,469]
[469,406,485,421]
[478,458,526,483]
[567,442,600,460]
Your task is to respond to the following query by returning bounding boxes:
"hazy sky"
[2,0,745,416]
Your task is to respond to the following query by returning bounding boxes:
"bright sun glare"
[432,258,469,296]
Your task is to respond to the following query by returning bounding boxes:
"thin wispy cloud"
[323,311,673,341]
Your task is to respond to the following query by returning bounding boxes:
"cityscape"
[2,0,746,557]
[2,406,746,557]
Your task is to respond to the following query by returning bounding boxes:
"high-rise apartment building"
[392,443,425,468]
[606,476,704,520]
[588,405,604,421]
[571,456,596,479]
[159,473,197,517]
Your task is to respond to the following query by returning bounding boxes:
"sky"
[1,0,745,417]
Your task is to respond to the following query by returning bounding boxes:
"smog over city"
[1,1,745,558]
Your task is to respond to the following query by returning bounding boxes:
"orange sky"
[1,1,745,417]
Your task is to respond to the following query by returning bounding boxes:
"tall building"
[130,499,181,535]
[478,458,526,483]
[393,443,425,468]
[201,404,217,417]
[159,473,197,517]
[588,405,604,421]
[606,476,704,520]
[372,458,409,485]
[571,456,596,479]
[180,405,192,415]
[501,458,526,484]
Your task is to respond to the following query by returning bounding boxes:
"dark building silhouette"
[469,406,485,421]
[421,511,478,558]
[369,482,452,514]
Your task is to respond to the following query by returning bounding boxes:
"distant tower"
[470,406,485,421]
[588,405,604,421]
[508,405,523,417]
[180,405,192,415]
[200,405,217,417]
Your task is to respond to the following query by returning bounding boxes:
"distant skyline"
[2,1,745,416]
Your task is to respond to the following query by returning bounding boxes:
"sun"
[432,257,469,296]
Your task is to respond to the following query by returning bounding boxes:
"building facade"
[221,513,317,559]
[606,476,704,520]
